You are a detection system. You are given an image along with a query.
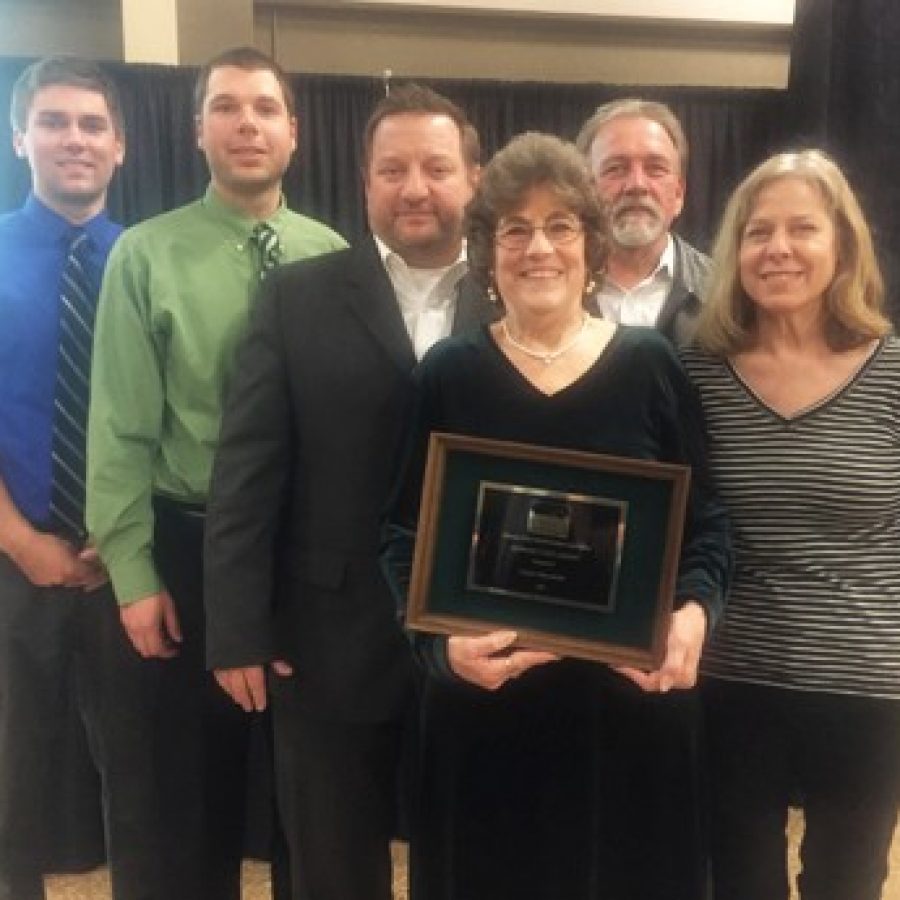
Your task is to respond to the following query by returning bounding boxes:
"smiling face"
[739,176,838,322]
[13,84,123,222]
[493,183,587,320]
[589,115,684,254]
[196,65,297,208]
[365,112,477,267]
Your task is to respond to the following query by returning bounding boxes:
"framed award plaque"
[406,432,691,668]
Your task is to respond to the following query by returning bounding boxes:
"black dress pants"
[0,552,160,900]
[703,678,900,900]
[269,672,410,900]
[151,497,261,900]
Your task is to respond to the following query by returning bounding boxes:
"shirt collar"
[604,232,675,294]
[23,193,113,247]
[202,183,289,238]
[628,232,675,283]
[373,233,468,283]
[656,233,676,279]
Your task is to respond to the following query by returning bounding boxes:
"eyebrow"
[34,110,111,125]
[500,211,577,223]
[746,213,820,225]
[602,152,673,165]
[206,91,283,105]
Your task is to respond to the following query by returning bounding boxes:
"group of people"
[0,43,897,900]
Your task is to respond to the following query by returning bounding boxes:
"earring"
[584,277,597,297]
[487,273,500,306]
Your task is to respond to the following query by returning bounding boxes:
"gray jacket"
[655,233,711,348]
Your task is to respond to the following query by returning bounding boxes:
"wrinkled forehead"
[591,115,680,165]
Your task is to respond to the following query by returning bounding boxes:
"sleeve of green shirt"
[87,234,167,605]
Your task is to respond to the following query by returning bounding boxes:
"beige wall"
[285,0,794,27]
[175,0,255,64]
[255,5,791,87]
[121,0,180,64]
[0,0,790,88]
[0,0,252,66]
[0,0,123,60]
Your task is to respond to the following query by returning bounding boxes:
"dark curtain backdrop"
[416,80,790,252]
[788,0,900,319]
[0,57,790,252]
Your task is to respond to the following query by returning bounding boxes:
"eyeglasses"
[494,217,583,251]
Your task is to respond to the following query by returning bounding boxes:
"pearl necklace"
[501,312,590,365]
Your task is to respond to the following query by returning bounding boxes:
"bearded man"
[576,98,710,347]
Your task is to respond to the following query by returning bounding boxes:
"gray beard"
[611,214,666,249]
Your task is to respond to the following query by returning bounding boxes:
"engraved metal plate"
[466,481,627,613]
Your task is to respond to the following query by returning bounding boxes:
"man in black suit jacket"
[204,84,494,900]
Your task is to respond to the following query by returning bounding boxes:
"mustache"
[610,195,663,219]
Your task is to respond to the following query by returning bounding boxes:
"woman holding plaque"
[383,132,731,900]
[681,150,900,900]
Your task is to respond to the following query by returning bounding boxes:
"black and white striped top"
[682,338,900,700]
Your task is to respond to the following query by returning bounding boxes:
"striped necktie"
[252,221,282,278]
[49,231,98,540]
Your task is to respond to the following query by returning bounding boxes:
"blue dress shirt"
[0,194,121,528]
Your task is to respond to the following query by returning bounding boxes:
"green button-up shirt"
[86,186,346,604]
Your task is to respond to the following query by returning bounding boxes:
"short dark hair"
[10,56,123,135]
[465,132,609,293]
[362,83,480,171]
[194,46,295,117]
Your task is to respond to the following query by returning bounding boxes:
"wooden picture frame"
[407,432,690,669]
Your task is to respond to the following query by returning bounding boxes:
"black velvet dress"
[384,325,731,900]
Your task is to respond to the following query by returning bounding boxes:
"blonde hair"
[697,150,889,355]
[697,150,891,356]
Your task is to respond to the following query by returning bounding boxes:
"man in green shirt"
[86,46,345,900]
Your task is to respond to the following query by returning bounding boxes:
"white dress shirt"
[375,236,467,360]
[594,234,675,326]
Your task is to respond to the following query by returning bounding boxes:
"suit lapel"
[345,238,416,371]
[655,278,688,340]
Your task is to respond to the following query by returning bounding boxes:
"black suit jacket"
[204,238,495,722]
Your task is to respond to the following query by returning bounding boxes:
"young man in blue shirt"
[0,56,156,900]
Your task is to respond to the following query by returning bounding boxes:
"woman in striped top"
[682,150,900,900]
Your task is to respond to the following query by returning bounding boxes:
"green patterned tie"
[252,222,282,278]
